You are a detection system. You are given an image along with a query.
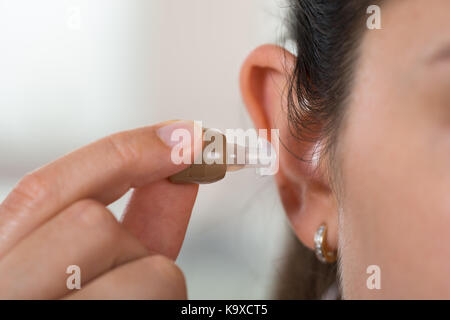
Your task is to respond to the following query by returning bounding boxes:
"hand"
[0,120,201,299]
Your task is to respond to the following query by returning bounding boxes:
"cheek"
[338,93,450,298]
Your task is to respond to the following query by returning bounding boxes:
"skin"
[0,120,201,299]
[240,0,450,299]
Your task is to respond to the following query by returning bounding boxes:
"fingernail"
[156,120,195,147]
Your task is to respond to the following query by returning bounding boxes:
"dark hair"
[286,0,380,167]
[274,0,381,299]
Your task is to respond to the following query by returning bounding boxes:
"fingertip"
[156,120,202,148]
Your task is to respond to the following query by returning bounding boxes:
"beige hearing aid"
[169,128,275,184]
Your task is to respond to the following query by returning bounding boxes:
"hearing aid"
[169,128,276,184]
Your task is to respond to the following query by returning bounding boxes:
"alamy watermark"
[66,265,81,290]
[367,5,382,30]
[366,264,381,290]
[66,6,82,30]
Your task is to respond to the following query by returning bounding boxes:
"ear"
[240,44,338,251]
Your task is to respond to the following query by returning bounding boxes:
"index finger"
[0,120,201,257]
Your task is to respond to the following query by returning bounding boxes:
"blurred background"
[0,0,293,299]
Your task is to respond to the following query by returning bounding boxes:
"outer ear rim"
[239,44,296,131]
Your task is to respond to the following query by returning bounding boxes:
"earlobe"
[239,44,339,254]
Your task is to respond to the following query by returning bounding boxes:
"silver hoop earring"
[314,224,337,263]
